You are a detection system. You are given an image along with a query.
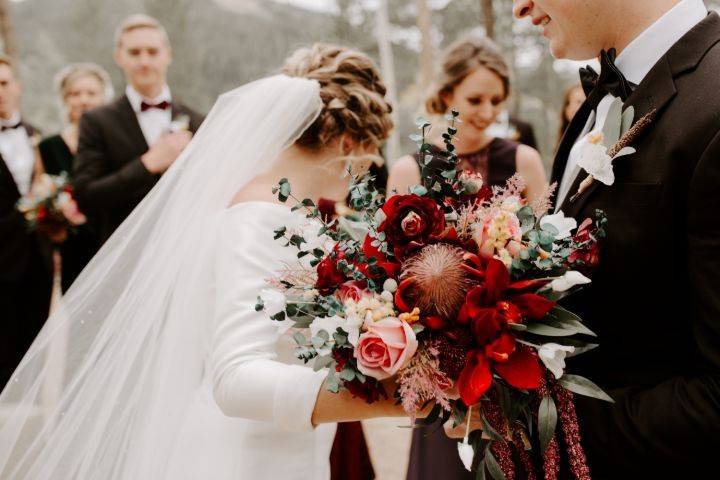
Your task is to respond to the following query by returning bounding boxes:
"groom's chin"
[549,40,592,62]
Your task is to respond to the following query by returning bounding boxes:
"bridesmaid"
[557,84,586,148]
[38,63,112,292]
[388,36,547,480]
[388,35,546,203]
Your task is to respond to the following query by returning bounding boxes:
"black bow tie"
[0,121,22,132]
[140,100,171,112]
[580,48,636,102]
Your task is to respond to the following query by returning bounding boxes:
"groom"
[512,0,720,477]
[73,14,203,243]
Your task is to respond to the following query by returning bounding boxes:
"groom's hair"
[114,14,170,49]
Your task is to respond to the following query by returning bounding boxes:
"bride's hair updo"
[426,35,511,115]
[282,43,394,151]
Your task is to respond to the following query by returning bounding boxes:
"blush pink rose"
[354,318,418,380]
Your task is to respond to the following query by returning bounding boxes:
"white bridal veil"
[0,75,322,479]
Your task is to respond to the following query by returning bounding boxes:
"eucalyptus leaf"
[325,372,341,393]
[559,375,614,402]
[339,367,356,382]
[313,355,334,372]
[539,395,558,453]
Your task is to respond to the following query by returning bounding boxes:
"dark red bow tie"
[140,100,171,112]
[1,121,22,132]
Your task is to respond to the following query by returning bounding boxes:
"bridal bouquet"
[17,173,86,240]
[259,112,611,479]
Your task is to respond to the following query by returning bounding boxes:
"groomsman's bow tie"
[579,48,636,102]
[140,100,171,112]
[0,121,22,132]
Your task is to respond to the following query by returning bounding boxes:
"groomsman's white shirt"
[0,111,35,196]
[125,85,172,147]
[555,0,708,208]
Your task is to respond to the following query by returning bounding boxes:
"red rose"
[315,253,347,294]
[378,195,445,258]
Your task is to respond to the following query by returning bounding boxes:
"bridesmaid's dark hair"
[426,35,511,115]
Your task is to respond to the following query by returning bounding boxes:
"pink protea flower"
[397,244,474,320]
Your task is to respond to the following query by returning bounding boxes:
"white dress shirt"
[0,111,35,196]
[556,0,708,208]
[125,84,172,147]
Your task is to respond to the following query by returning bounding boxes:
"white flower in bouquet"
[550,271,592,292]
[309,314,361,350]
[540,211,577,239]
[501,195,523,213]
[538,343,575,379]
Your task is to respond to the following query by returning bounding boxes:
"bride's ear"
[340,135,357,156]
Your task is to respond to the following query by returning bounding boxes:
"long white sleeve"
[210,202,327,432]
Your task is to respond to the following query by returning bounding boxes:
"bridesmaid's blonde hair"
[282,43,394,151]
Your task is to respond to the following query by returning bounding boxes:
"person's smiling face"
[512,0,607,60]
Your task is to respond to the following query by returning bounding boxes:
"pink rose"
[354,317,418,380]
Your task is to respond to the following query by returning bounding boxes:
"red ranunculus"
[457,257,554,345]
[378,194,445,258]
[315,252,347,295]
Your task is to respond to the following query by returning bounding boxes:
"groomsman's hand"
[141,131,193,174]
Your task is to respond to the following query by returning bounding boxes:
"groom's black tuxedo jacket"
[551,12,720,478]
[73,94,204,242]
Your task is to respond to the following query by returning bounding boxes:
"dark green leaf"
[270,311,286,322]
[558,375,614,402]
[481,415,504,442]
[539,395,557,453]
[485,448,507,480]
[525,322,576,337]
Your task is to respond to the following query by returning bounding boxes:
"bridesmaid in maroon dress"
[387,35,547,480]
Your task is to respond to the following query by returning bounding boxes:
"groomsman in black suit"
[74,14,203,243]
[511,0,720,477]
[0,56,52,388]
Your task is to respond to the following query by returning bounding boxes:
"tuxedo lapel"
[0,153,20,200]
[116,95,149,152]
[560,12,720,218]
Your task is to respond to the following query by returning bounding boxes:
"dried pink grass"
[397,344,451,419]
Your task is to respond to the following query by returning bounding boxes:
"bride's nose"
[512,0,534,19]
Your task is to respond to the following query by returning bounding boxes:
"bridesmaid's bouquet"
[17,173,86,241]
[259,112,611,479]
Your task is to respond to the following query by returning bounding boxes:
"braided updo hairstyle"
[282,43,394,151]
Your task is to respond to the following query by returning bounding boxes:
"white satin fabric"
[166,201,336,479]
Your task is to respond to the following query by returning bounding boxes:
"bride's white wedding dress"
[166,202,336,479]
[0,76,337,479]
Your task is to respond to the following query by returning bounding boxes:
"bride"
[0,44,410,479]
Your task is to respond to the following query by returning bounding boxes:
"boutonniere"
[569,98,656,203]
[170,113,190,133]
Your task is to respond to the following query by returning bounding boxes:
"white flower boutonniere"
[570,98,657,203]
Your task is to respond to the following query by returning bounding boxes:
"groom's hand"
[141,131,193,174]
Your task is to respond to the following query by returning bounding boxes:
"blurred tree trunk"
[415,0,435,90]
[376,0,400,161]
[0,0,16,58]
[480,0,495,39]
